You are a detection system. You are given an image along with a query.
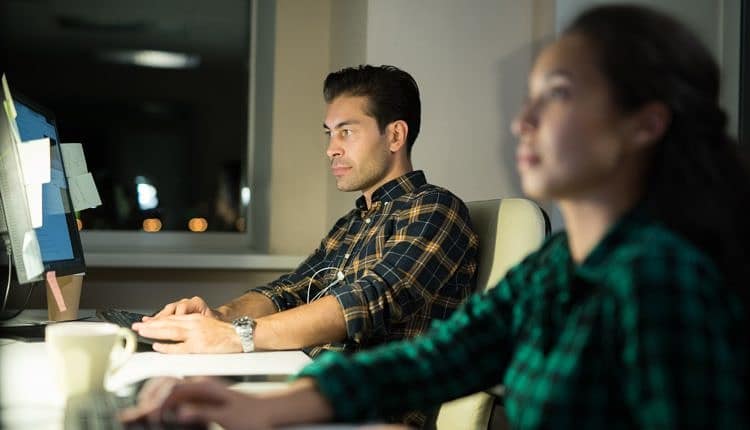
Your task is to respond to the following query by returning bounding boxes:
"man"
[133,65,478,360]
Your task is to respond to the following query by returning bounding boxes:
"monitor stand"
[0,303,47,341]
[0,276,39,323]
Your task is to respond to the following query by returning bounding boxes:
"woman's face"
[512,33,636,201]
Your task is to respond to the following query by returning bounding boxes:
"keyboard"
[96,308,174,346]
[97,309,149,328]
[64,389,207,430]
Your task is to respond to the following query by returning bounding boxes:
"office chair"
[436,198,550,430]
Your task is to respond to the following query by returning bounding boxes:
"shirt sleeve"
[252,214,354,311]
[620,252,746,428]
[330,190,478,343]
[297,260,530,422]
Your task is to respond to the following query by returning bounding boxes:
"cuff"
[249,286,285,312]
[295,352,374,422]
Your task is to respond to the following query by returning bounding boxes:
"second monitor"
[14,94,86,277]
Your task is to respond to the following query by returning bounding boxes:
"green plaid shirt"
[254,170,478,358]
[299,209,747,429]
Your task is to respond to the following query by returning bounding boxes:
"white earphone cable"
[306,266,343,303]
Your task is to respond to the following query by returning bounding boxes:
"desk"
[0,311,395,430]
[0,310,317,429]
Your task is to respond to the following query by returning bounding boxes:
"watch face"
[233,316,254,330]
[232,316,255,352]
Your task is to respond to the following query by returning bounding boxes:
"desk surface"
[0,310,390,430]
[0,309,316,430]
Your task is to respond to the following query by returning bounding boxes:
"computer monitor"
[13,94,86,277]
[0,81,44,287]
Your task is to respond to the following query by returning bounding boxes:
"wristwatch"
[231,316,256,353]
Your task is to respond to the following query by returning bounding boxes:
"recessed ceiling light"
[99,50,200,69]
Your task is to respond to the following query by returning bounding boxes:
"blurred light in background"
[188,217,208,232]
[143,218,162,232]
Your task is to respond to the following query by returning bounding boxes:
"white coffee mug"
[45,321,136,398]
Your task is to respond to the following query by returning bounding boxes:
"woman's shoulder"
[616,221,717,271]
[605,220,722,297]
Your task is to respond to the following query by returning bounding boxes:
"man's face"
[324,95,392,195]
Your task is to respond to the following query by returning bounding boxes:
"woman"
[122,5,748,429]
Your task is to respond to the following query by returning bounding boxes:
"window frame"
[81,0,277,266]
[740,0,748,147]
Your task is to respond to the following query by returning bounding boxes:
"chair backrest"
[467,198,549,293]
[436,198,549,430]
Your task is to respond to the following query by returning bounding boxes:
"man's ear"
[630,101,671,150]
[387,120,409,153]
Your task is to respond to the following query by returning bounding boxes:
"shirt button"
[365,218,371,224]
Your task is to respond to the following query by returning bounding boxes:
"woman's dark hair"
[323,65,421,156]
[567,5,749,344]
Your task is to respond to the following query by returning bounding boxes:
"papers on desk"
[107,351,313,391]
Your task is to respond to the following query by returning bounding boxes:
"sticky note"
[22,230,44,279]
[19,138,51,185]
[26,183,43,228]
[60,143,89,177]
[68,172,102,211]
[43,180,66,216]
[1,74,16,119]
[46,271,67,312]
[3,100,21,144]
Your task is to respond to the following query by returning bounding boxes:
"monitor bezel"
[13,93,86,277]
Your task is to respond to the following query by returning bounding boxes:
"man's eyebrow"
[323,120,361,129]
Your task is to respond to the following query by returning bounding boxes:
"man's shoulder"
[395,182,468,209]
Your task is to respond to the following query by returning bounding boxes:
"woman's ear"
[387,120,409,153]
[630,101,671,150]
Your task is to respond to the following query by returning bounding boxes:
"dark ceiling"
[1,0,250,66]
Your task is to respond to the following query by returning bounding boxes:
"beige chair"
[435,198,549,430]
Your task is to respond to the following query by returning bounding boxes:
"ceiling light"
[99,50,200,69]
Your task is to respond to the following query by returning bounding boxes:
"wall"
[556,0,741,139]
[365,0,563,230]
[268,0,332,255]
[11,269,288,311]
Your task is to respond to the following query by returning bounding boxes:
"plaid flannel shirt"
[299,209,747,429]
[253,170,478,359]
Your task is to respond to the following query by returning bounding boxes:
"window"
[741,0,749,147]
[0,0,253,238]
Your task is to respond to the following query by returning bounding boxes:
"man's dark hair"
[323,65,421,156]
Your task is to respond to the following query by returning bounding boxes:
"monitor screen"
[0,83,44,284]
[13,95,86,276]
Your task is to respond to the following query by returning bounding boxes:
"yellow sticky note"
[1,74,17,119]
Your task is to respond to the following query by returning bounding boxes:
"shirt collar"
[355,170,427,210]
[573,205,650,281]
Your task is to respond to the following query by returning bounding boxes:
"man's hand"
[145,296,223,321]
[132,314,243,354]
